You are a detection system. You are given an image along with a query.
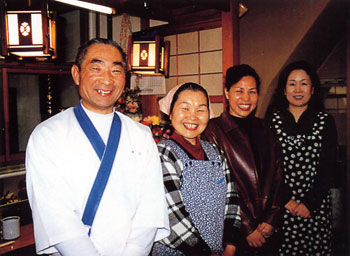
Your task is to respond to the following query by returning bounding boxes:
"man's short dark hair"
[74,38,127,72]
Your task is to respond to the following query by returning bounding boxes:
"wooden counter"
[0,224,34,254]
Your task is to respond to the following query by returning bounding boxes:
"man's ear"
[71,65,80,86]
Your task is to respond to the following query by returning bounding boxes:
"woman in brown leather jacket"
[202,64,288,256]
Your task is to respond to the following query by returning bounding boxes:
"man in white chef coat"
[26,38,169,256]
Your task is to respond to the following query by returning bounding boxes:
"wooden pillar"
[222,0,240,71]
[80,10,89,45]
[96,13,100,38]
[140,18,160,118]
[107,15,113,40]
[0,0,8,56]
[221,0,239,107]
[2,68,10,161]
[41,2,49,55]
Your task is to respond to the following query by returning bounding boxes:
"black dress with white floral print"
[269,108,337,256]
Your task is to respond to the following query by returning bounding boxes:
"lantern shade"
[4,10,56,58]
[132,41,156,69]
[129,34,169,77]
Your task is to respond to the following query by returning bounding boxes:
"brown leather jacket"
[202,110,287,236]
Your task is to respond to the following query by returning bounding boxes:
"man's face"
[71,43,126,114]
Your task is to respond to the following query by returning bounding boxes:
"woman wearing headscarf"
[152,82,241,256]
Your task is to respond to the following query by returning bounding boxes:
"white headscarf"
[158,83,215,118]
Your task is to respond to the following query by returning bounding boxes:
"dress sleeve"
[301,114,338,212]
[216,145,241,246]
[157,143,211,255]
[264,124,290,227]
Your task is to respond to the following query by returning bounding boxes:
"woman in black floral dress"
[267,61,338,255]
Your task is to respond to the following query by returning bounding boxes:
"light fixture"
[128,34,170,77]
[53,0,116,15]
[239,3,248,18]
[4,10,56,58]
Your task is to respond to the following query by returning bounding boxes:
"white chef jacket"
[26,107,169,255]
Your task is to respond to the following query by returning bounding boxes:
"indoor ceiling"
[109,0,231,21]
[4,0,231,22]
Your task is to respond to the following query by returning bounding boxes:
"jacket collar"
[219,109,241,133]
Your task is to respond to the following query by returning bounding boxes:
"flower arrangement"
[142,115,160,126]
[141,115,172,143]
[115,87,172,142]
[115,87,142,122]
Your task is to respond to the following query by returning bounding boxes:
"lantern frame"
[2,8,56,58]
[128,34,169,77]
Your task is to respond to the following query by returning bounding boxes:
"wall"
[60,10,81,63]
[239,0,330,117]
[318,38,347,79]
[8,74,40,152]
[59,1,346,119]
[57,75,80,109]
[165,28,224,117]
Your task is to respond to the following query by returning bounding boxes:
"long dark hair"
[271,60,324,111]
[169,82,210,115]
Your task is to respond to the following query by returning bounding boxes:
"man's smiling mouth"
[96,89,112,96]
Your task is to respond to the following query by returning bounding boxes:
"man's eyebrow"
[90,58,103,64]
[113,61,124,67]
[89,59,124,67]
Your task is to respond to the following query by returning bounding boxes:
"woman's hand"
[220,244,236,256]
[294,203,311,218]
[246,229,266,248]
[257,222,274,238]
[285,199,298,215]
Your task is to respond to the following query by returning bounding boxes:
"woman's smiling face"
[170,90,209,145]
[225,75,258,118]
[285,69,313,110]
